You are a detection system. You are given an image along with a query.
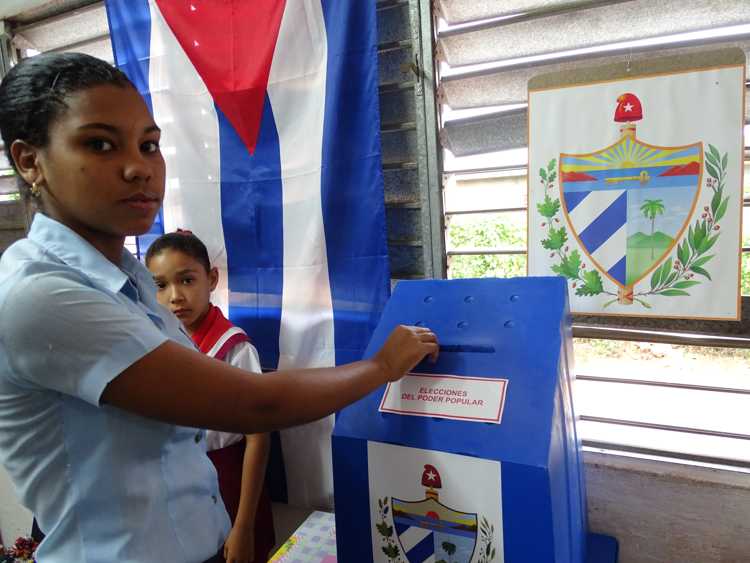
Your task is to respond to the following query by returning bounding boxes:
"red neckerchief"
[190,304,249,361]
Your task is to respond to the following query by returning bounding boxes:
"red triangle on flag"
[155,0,286,155]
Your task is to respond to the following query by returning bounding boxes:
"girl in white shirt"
[147,230,275,563]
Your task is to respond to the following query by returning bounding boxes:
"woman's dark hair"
[145,231,211,273]
[0,52,135,203]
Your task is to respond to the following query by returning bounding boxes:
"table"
[268,511,337,563]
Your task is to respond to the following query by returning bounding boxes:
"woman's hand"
[373,325,439,382]
[223,522,255,563]
[103,326,439,434]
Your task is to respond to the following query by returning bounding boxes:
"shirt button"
[194,432,202,443]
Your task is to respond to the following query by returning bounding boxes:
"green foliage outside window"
[448,216,750,296]
[447,217,525,279]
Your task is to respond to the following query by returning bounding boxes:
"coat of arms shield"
[370,445,502,563]
[391,494,478,563]
[559,110,703,304]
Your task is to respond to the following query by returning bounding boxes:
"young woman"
[0,52,437,563]
[146,231,275,563]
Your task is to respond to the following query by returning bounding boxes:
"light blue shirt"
[0,214,230,563]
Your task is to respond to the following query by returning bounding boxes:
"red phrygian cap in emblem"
[421,464,442,488]
[614,93,643,123]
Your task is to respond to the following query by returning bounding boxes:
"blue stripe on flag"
[607,256,627,285]
[563,190,590,213]
[104,0,152,112]
[219,100,283,371]
[394,521,410,536]
[320,0,390,366]
[406,530,435,562]
[105,0,164,254]
[578,192,627,254]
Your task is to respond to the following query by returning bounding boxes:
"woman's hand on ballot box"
[103,325,438,435]
[374,325,439,382]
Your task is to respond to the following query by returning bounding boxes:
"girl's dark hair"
[0,52,135,204]
[145,231,211,273]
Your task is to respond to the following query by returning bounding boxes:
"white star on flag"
[425,470,437,481]
[623,102,634,112]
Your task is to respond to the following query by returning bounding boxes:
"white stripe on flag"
[399,526,432,552]
[591,223,627,273]
[268,0,336,509]
[567,189,624,236]
[422,555,436,563]
[148,1,229,315]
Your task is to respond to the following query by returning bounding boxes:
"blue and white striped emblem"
[560,137,702,289]
[392,497,478,563]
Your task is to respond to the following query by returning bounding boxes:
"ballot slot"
[438,343,496,354]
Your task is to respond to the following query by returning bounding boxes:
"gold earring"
[30,181,41,197]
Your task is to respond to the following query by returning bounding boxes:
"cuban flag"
[105,0,390,509]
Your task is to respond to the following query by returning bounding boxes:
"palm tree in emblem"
[640,199,666,259]
[442,541,457,562]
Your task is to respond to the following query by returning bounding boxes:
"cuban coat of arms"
[528,61,745,318]
[367,442,503,563]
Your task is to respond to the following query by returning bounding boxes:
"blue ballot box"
[332,277,618,563]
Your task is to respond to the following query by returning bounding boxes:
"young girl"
[146,231,275,563]
[0,52,437,563]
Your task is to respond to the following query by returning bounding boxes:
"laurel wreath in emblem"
[537,144,729,309]
[537,159,615,301]
[375,496,405,563]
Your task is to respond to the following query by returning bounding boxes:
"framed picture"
[528,50,745,319]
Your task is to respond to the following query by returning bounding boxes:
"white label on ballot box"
[379,373,508,423]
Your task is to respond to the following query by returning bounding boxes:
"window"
[435,1,750,468]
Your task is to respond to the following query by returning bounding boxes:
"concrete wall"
[586,452,750,563]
